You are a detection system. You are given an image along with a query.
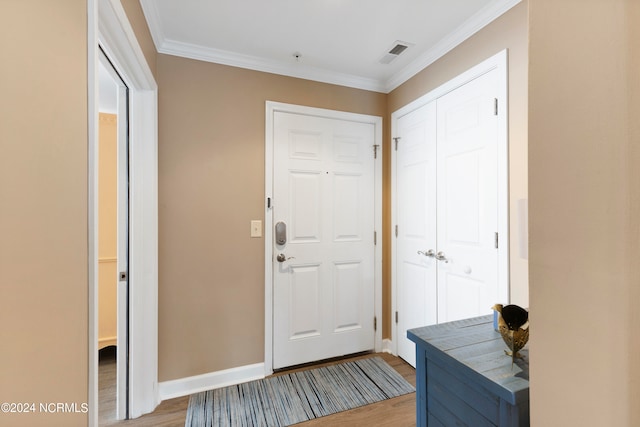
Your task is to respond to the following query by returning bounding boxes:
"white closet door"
[394,65,505,368]
[436,69,500,323]
[394,102,437,367]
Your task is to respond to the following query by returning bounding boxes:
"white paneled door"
[272,111,376,370]
[395,102,438,367]
[394,62,506,367]
[436,69,500,323]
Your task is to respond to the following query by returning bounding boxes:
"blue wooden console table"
[407,315,529,427]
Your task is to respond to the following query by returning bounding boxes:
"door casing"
[391,50,510,357]
[264,101,383,375]
[89,0,159,424]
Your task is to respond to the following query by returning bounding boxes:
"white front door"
[436,69,500,323]
[272,111,376,369]
[394,102,438,367]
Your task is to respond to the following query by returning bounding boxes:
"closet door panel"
[395,102,437,367]
[436,69,500,323]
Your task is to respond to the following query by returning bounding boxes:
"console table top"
[408,314,529,404]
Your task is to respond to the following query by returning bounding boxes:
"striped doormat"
[185,356,415,426]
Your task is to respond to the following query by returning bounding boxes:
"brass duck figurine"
[492,304,529,366]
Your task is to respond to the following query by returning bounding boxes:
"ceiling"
[139,0,520,93]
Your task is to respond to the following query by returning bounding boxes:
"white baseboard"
[382,338,394,355]
[158,362,265,401]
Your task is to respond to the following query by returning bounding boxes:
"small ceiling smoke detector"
[379,40,414,64]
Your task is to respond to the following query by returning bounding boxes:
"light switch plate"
[250,220,262,238]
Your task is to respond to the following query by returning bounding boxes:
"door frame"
[264,101,383,375]
[391,50,509,356]
[89,0,159,424]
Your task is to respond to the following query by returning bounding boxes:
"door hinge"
[393,137,401,151]
[395,311,399,324]
[373,144,380,159]
[395,225,398,237]
[374,316,377,331]
[494,98,498,116]
[374,231,377,245]
[495,232,499,249]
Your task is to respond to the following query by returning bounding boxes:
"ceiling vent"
[379,41,413,64]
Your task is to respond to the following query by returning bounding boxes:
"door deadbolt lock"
[275,221,287,245]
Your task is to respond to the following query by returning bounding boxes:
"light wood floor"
[99,350,416,427]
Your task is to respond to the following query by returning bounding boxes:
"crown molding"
[384,0,522,92]
[159,38,387,93]
[139,0,166,53]
[139,0,521,94]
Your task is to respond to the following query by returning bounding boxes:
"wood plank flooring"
[99,350,416,427]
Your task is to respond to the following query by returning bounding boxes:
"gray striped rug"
[185,356,415,426]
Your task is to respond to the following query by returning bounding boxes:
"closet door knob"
[417,249,435,258]
[435,251,449,263]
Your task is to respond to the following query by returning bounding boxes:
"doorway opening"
[98,50,130,421]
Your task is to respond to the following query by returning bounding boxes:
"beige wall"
[630,2,640,425]
[386,1,529,334]
[99,114,118,348]
[157,54,387,380]
[0,1,88,426]
[528,0,640,425]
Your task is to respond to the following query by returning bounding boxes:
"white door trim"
[265,101,383,375]
[89,0,159,424]
[391,49,509,355]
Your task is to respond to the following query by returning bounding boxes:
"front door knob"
[277,254,295,263]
